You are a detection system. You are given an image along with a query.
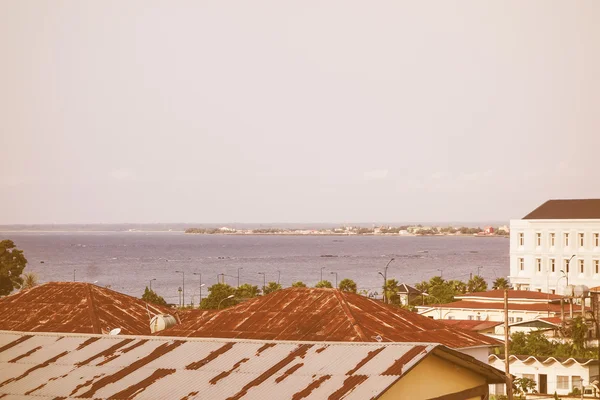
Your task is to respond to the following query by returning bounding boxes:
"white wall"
[489,357,599,396]
[458,347,491,364]
[509,219,600,294]
[418,306,559,322]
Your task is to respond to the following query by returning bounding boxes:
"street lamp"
[149,278,156,291]
[175,271,185,308]
[320,267,326,282]
[237,268,243,288]
[218,294,235,310]
[193,272,204,304]
[330,272,338,288]
[73,269,76,282]
[437,268,443,279]
[379,258,395,304]
[258,272,266,293]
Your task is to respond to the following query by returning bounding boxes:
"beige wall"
[380,354,487,400]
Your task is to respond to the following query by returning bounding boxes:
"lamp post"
[175,270,185,307]
[258,272,266,293]
[149,278,156,291]
[237,268,243,288]
[277,270,281,285]
[437,268,443,279]
[378,272,386,304]
[330,272,338,288]
[193,273,203,303]
[218,294,235,310]
[320,267,326,282]
[73,269,76,282]
[477,266,483,277]
[379,258,394,304]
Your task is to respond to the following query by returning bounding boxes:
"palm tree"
[492,277,511,290]
[467,275,488,293]
[21,272,38,290]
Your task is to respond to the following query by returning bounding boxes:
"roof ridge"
[85,284,102,334]
[333,290,368,341]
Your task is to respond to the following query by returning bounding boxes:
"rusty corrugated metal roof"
[0,331,505,399]
[156,288,501,349]
[457,289,562,301]
[522,199,600,219]
[439,320,502,332]
[0,282,172,336]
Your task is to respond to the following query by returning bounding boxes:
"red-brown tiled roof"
[424,300,568,313]
[439,320,502,332]
[156,288,501,349]
[0,282,172,335]
[523,199,600,219]
[458,289,562,301]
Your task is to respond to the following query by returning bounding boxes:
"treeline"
[141,278,359,310]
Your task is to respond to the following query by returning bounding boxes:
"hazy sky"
[1,1,599,224]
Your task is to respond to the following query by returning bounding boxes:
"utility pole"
[504,289,513,400]
[277,270,281,285]
[320,267,325,282]
[330,272,338,288]
[73,269,76,282]
[258,272,266,293]
[175,271,185,308]
[193,272,203,304]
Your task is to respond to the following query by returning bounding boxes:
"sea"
[1,232,509,305]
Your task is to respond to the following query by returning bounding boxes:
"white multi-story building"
[510,199,600,294]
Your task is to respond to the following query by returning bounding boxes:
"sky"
[1,1,599,224]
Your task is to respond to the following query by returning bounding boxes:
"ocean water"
[1,232,509,304]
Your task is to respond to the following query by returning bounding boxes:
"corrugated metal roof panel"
[156,288,501,349]
[0,282,172,336]
[0,331,505,399]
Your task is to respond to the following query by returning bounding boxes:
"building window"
[536,258,541,272]
[550,258,556,272]
[557,376,569,390]
[579,233,584,247]
[519,233,524,246]
[516,317,523,322]
[564,233,569,247]
[572,376,582,389]
[579,259,584,274]
[536,233,541,246]
[595,260,599,274]
[468,315,474,320]
[595,233,599,247]
[550,233,555,247]
[519,258,524,271]
[508,317,515,323]
[565,258,570,273]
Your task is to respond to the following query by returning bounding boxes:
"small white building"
[416,289,571,323]
[489,354,599,396]
[510,199,600,294]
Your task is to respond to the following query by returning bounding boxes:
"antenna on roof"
[109,328,121,336]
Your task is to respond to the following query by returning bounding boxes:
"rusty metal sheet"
[157,288,501,349]
[0,282,172,336]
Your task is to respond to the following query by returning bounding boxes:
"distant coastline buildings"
[509,199,600,294]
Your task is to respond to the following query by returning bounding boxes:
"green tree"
[291,281,307,288]
[141,287,167,306]
[492,277,511,290]
[448,280,467,294]
[513,377,536,398]
[263,281,282,295]
[467,275,488,293]
[0,240,28,295]
[384,279,401,304]
[570,316,587,353]
[338,278,357,293]
[235,283,260,299]
[315,280,333,288]
[199,283,237,309]
[21,272,38,290]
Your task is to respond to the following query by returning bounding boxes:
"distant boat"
[320,254,338,258]
[417,250,429,254]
